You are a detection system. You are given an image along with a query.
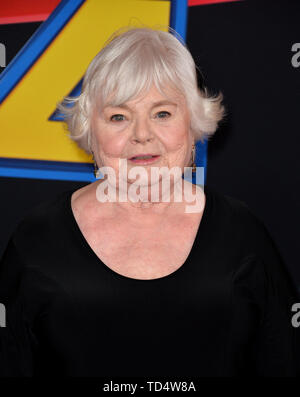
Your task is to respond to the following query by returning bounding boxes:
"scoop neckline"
[64,183,211,283]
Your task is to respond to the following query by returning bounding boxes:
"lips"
[128,154,161,164]
[129,154,159,160]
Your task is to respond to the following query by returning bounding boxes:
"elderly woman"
[0,27,299,378]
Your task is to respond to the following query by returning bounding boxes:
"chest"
[76,217,200,280]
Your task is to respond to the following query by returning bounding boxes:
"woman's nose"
[131,117,153,143]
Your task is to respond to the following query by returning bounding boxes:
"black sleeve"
[0,235,37,376]
[254,214,300,376]
[229,211,300,377]
[0,222,76,378]
[250,253,298,376]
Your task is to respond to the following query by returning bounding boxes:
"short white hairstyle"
[58,26,225,154]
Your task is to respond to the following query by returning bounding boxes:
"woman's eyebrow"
[152,100,178,108]
[105,100,178,110]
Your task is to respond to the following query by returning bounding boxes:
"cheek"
[96,133,128,158]
[91,115,128,158]
[159,123,190,151]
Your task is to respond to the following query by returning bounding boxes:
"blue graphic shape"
[49,78,83,121]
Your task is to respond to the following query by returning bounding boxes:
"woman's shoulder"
[14,189,74,236]
[4,188,77,265]
[205,186,299,298]
[0,189,78,302]
[204,184,263,232]
[204,186,285,263]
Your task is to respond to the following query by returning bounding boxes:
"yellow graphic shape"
[0,0,170,163]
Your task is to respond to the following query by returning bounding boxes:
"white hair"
[58,26,225,154]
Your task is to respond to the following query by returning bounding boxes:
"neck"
[94,177,202,218]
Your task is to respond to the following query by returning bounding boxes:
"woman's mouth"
[128,155,161,165]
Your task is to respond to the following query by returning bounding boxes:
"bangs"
[90,40,182,109]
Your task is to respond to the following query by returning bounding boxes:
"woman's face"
[90,83,193,188]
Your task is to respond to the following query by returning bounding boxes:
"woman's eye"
[110,114,125,122]
[156,111,171,119]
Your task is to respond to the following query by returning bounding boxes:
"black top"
[0,184,299,377]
